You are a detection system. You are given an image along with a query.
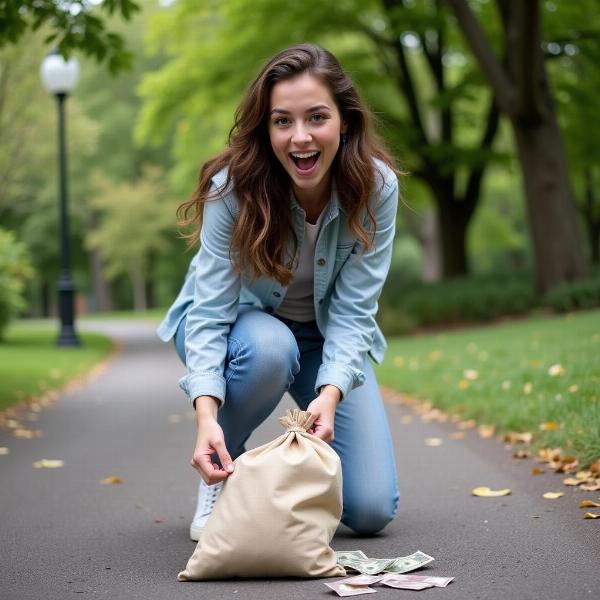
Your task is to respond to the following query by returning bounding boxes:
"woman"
[157,43,401,541]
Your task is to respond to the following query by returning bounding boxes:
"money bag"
[177,409,346,580]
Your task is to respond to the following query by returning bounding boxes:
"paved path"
[1,320,598,600]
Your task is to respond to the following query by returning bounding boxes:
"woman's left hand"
[305,385,342,442]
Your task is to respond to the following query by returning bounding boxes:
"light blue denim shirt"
[157,159,398,406]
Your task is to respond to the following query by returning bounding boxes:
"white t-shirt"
[275,206,328,322]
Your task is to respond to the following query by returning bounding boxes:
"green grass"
[0,322,114,412]
[375,310,600,466]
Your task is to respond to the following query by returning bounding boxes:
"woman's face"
[268,73,346,204]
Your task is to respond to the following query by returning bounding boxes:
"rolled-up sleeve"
[315,176,398,399]
[178,188,241,407]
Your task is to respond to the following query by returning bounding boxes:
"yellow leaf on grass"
[548,364,565,377]
[464,369,479,380]
[32,459,64,469]
[459,419,477,430]
[583,512,600,519]
[590,459,600,474]
[532,467,545,475]
[576,470,593,480]
[543,492,564,499]
[579,500,600,508]
[100,476,123,485]
[458,379,470,390]
[425,437,443,447]
[449,431,466,440]
[540,422,560,431]
[505,432,533,444]
[472,487,512,497]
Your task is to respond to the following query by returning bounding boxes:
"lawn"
[0,322,114,412]
[376,310,600,466]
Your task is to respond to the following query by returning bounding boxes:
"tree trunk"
[511,109,588,293]
[130,265,147,312]
[88,211,114,312]
[436,195,470,277]
[583,167,600,265]
[420,210,442,282]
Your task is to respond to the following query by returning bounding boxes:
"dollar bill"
[337,557,396,575]
[344,574,386,586]
[382,573,454,588]
[382,551,435,574]
[324,581,377,597]
[380,578,433,590]
[335,550,368,562]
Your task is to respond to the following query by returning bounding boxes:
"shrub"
[0,229,34,339]
[543,276,600,313]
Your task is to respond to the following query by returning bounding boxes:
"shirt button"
[317,258,326,267]
[273,291,281,298]
[265,306,274,314]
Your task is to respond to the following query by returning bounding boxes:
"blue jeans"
[174,306,400,535]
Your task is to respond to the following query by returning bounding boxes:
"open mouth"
[290,151,320,173]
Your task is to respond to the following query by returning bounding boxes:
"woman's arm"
[315,175,399,400]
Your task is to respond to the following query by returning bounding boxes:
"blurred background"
[1,0,599,338]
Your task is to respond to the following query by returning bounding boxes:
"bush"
[0,229,34,339]
[378,272,537,335]
[543,276,600,312]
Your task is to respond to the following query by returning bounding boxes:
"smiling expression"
[268,73,346,206]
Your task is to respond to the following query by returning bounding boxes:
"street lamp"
[40,50,81,347]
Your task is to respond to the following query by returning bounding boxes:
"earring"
[341,133,347,146]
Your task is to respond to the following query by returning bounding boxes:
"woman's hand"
[305,385,342,443]
[191,396,235,484]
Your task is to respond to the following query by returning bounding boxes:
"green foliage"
[544,274,600,313]
[0,229,34,338]
[0,0,140,74]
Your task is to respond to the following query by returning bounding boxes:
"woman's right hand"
[191,396,235,484]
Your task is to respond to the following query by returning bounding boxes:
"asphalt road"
[1,319,598,600]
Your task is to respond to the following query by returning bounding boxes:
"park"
[1,1,599,599]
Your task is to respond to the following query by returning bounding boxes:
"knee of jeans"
[342,493,399,535]
[234,323,300,383]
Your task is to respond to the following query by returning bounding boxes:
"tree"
[0,0,140,73]
[137,0,507,279]
[86,167,177,311]
[447,0,589,293]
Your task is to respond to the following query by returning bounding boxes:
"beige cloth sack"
[178,409,346,580]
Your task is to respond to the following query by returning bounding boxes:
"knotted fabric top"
[278,409,315,433]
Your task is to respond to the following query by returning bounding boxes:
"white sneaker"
[189,479,224,541]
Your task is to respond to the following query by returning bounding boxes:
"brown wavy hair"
[178,43,398,286]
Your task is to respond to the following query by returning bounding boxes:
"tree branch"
[447,0,516,115]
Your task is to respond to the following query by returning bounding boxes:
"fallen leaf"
[472,486,512,497]
[32,459,64,469]
[548,364,565,377]
[531,467,545,475]
[579,500,600,508]
[464,369,479,380]
[590,459,600,474]
[568,384,579,393]
[576,470,593,480]
[563,477,584,486]
[505,432,533,444]
[531,515,541,518]
[0,447,9,456]
[153,518,166,523]
[100,476,123,485]
[583,512,600,519]
[168,414,182,423]
[580,481,600,492]
[540,421,560,431]
[458,379,470,390]
[400,415,413,424]
[501,380,512,390]
[523,382,533,395]
[538,448,562,462]
[478,424,496,439]
[543,492,564,499]
[513,450,530,459]
[425,437,443,447]
[458,419,477,430]
[449,431,466,440]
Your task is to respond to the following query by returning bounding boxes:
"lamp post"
[40,50,81,347]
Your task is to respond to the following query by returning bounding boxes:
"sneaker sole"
[190,523,203,542]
